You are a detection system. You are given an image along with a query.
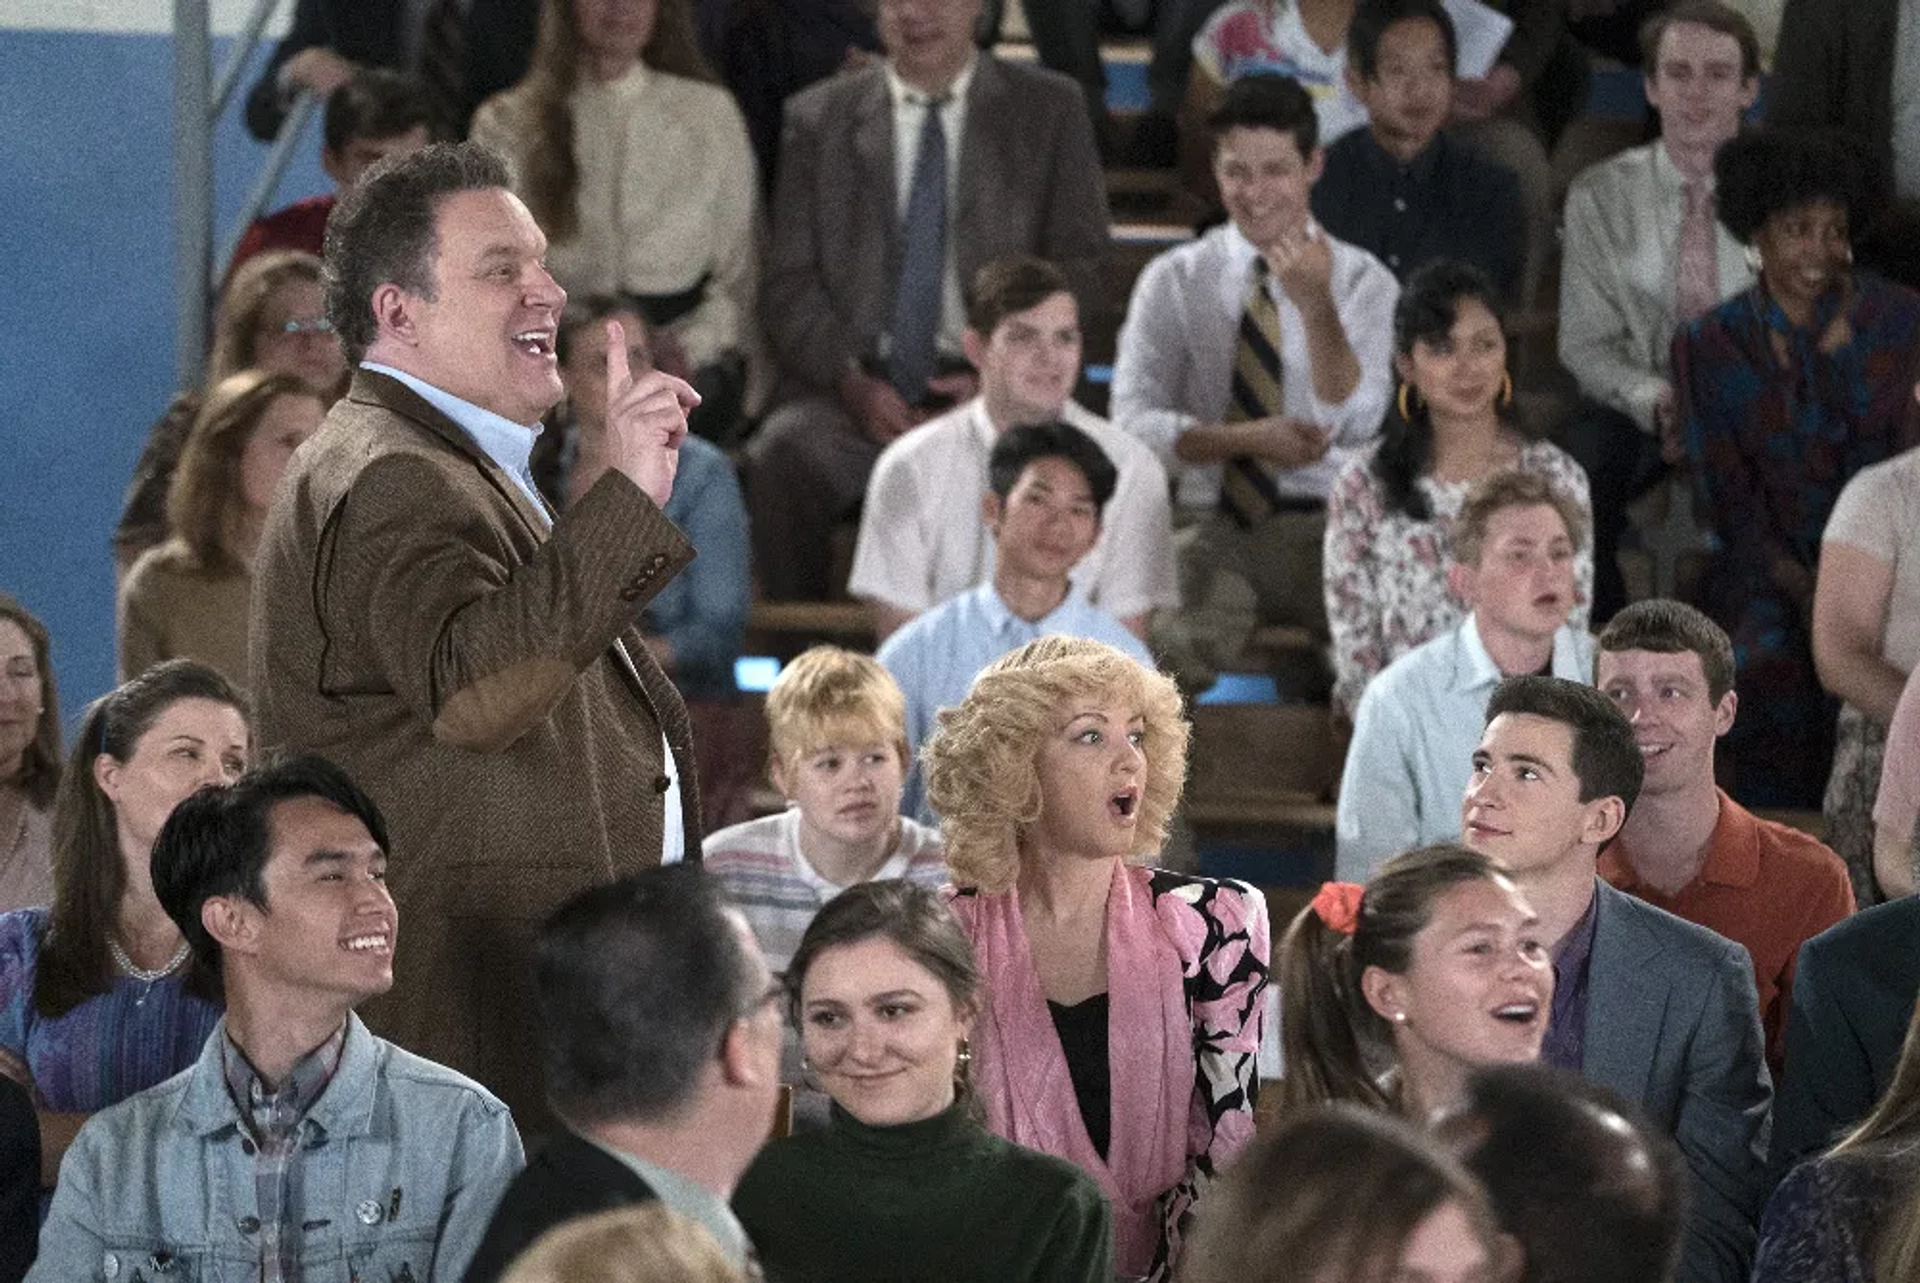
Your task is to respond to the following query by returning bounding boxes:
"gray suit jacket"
[1583,880,1771,1283]
[760,55,1110,395]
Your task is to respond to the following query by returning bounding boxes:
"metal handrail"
[173,0,308,386]
[214,91,318,287]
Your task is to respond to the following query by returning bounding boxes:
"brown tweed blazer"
[249,369,700,1126]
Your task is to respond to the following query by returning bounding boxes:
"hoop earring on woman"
[1397,382,1422,422]
[1499,373,1514,408]
[955,1037,972,1092]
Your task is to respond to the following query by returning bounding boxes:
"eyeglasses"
[264,316,336,337]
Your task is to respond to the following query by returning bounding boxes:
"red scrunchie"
[1311,881,1364,936]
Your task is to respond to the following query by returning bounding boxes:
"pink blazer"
[949,866,1269,1280]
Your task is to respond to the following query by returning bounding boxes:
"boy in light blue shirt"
[881,421,1154,820]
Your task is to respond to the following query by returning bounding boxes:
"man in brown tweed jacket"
[249,141,703,1127]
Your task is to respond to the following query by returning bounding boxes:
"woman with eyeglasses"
[117,370,326,686]
[115,250,347,575]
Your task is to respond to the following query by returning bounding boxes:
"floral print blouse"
[1323,439,1594,719]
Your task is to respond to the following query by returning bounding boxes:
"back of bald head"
[1436,1064,1688,1283]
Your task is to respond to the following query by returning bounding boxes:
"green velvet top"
[732,1099,1114,1282]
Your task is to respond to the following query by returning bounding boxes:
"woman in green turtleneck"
[731,880,1113,1283]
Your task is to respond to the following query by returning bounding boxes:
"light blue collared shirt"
[878,582,1154,821]
[360,363,684,863]
[1334,614,1596,881]
[361,362,551,518]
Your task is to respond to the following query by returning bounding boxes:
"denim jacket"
[30,1014,525,1283]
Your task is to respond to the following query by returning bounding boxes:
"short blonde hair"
[764,646,909,769]
[1449,471,1588,567]
[501,1205,743,1283]
[924,637,1188,894]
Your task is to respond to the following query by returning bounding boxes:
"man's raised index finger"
[605,317,630,396]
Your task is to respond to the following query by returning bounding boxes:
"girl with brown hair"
[470,0,761,445]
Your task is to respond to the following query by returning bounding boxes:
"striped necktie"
[1219,258,1285,527]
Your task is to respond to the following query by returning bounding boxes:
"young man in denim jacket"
[31,755,525,1282]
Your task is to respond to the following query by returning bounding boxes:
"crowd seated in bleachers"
[32,0,1920,1272]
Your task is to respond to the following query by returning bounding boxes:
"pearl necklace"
[108,935,189,983]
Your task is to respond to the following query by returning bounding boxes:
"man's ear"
[719,1015,774,1088]
[981,491,1003,533]
[368,282,416,346]
[1447,560,1476,607]
[1583,795,1627,847]
[202,895,262,960]
[961,327,987,372]
[1713,689,1738,737]
[769,755,791,800]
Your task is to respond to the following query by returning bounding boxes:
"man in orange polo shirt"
[1594,600,1855,1081]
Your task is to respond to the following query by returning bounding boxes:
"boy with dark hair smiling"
[32,755,523,1282]
[1460,676,1770,1283]
[880,420,1152,819]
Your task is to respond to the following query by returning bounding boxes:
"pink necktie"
[1675,179,1720,322]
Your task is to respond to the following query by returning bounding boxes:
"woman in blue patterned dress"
[0,660,248,1190]
[1673,129,1920,807]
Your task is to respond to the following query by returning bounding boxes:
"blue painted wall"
[0,26,329,724]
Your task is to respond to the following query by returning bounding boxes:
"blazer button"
[650,553,669,570]
[241,1138,256,1156]
[237,1215,261,1234]
[653,774,672,794]
[620,583,644,602]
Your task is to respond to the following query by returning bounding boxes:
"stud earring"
[1392,1011,1408,1025]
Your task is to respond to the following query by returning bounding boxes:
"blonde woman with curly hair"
[923,636,1269,1283]
[502,1204,743,1283]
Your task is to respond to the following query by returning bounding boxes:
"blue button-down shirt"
[1335,614,1596,881]
[878,583,1154,820]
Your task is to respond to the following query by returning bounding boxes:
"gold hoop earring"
[1499,372,1514,408]
[1397,382,1421,421]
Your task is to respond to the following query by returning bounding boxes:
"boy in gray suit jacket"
[1459,675,1771,1283]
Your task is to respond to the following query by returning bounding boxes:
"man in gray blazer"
[1459,675,1771,1283]
[746,0,1111,602]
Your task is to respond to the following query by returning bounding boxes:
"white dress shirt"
[847,397,1180,622]
[1559,141,1755,433]
[1109,220,1400,508]
[883,57,977,357]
